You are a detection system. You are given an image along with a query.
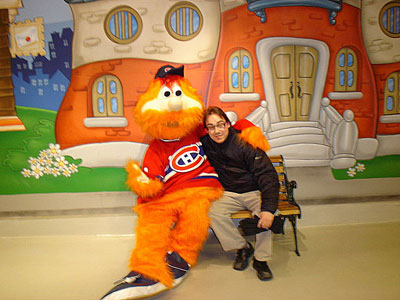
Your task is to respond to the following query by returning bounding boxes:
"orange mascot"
[100,65,223,300]
[100,65,269,300]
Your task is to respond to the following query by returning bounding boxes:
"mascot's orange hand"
[126,161,164,200]
[235,119,270,151]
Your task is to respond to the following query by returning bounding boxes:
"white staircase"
[266,121,331,167]
[242,98,361,169]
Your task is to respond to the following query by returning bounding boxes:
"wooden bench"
[231,155,302,256]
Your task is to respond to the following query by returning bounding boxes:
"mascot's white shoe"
[100,252,190,300]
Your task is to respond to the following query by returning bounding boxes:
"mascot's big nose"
[168,97,183,111]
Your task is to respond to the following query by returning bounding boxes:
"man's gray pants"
[209,190,272,262]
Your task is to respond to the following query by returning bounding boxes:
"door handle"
[297,82,301,98]
[290,81,294,98]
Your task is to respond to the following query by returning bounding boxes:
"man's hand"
[239,214,284,235]
[258,211,274,229]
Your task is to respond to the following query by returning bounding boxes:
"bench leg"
[288,215,300,256]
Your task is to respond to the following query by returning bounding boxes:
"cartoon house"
[56,0,400,168]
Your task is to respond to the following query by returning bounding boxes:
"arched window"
[92,75,123,117]
[335,48,358,92]
[384,71,400,115]
[228,49,254,93]
[104,6,142,44]
[165,2,203,41]
[379,1,400,38]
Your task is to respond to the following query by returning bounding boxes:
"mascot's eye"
[172,85,182,97]
[160,86,172,99]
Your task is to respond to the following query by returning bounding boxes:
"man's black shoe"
[253,259,273,281]
[233,242,254,270]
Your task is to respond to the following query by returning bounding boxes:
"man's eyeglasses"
[206,122,226,131]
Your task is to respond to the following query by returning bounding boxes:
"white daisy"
[21,168,32,178]
[347,168,357,177]
[31,164,44,179]
[48,143,61,156]
[69,164,79,173]
[43,166,52,175]
[62,168,72,177]
[355,163,365,172]
[51,168,61,177]
[55,156,69,169]
[37,156,46,166]
[39,149,50,159]
[28,157,39,165]
[44,157,53,165]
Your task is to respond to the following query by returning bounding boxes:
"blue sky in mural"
[15,0,73,47]
[12,0,73,112]
[15,0,72,23]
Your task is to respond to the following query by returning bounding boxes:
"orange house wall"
[55,59,214,149]
[372,62,400,135]
[207,3,377,138]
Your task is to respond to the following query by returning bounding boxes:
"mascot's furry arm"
[126,161,164,200]
[233,119,270,152]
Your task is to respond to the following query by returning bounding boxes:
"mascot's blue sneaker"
[99,271,166,300]
[166,251,191,286]
[100,252,190,300]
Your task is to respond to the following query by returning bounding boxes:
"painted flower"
[37,156,46,165]
[347,168,357,177]
[30,164,44,179]
[62,168,72,177]
[48,143,61,156]
[39,149,50,159]
[43,166,52,175]
[21,168,31,178]
[69,163,79,173]
[55,156,69,170]
[51,168,61,177]
[28,156,39,165]
[355,163,365,172]
[44,157,53,165]
[21,143,80,180]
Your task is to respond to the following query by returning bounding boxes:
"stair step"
[270,121,320,131]
[267,126,324,139]
[267,143,330,160]
[277,158,330,167]
[268,134,329,148]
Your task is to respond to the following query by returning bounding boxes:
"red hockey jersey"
[140,130,222,204]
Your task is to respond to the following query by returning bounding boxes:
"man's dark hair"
[203,106,231,128]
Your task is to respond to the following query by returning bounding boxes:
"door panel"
[271,45,318,121]
[279,94,292,117]
[296,46,318,120]
[300,93,312,116]
[272,46,295,121]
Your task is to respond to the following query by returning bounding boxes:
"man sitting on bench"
[200,106,280,281]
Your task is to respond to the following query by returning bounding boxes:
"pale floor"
[1,221,400,300]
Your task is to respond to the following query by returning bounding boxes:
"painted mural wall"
[0,0,399,197]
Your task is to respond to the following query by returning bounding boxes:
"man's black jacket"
[200,127,279,213]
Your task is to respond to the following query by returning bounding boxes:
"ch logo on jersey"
[169,144,205,173]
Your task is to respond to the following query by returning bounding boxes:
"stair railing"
[319,97,358,169]
[244,100,271,134]
[243,97,358,169]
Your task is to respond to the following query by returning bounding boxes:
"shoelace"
[112,264,188,286]
[167,264,189,272]
[113,274,141,285]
